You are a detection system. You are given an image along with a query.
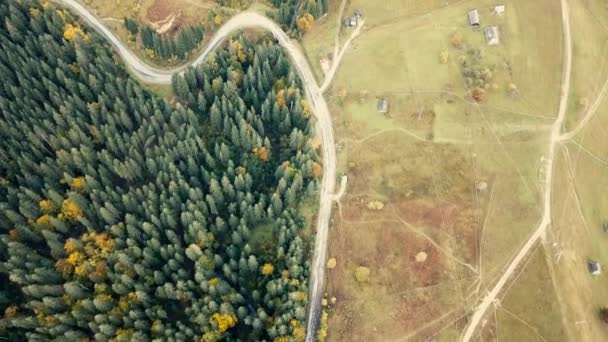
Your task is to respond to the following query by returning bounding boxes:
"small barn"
[344,15,358,27]
[485,26,500,45]
[468,10,480,27]
[377,98,389,114]
[494,5,506,16]
[588,260,602,276]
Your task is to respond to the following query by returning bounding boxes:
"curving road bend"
[52,1,336,340]
[460,0,573,339]
[559,77,608,141]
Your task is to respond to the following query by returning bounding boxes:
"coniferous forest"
[0,0,321,341]
[269,0,328,34]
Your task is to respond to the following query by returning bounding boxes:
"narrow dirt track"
[559,77,608,141]
[460,0,573,339]
[52,1,337,340]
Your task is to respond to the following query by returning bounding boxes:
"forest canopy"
[0,0,320,341]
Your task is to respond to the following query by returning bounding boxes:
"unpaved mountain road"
[559,77,608,141]
[52,1,336,340]
[460,0,573,339]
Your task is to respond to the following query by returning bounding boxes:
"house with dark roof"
[588,260,602,275]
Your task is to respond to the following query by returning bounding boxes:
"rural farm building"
[588,260,602,275]
[377,98,389,113]
[344,16,357,27]
[468,9,480,26]
[485,26,500,45]
[494,5,505,15]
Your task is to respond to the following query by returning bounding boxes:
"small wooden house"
[589,260,602,276]
[377,98,389,114]
[468,10,480,27]
[485,26,500,45]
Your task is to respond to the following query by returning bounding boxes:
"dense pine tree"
[0,1,320,341]
[269,0,328,34]
[140,24,205,62]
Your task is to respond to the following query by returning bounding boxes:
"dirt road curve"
[52,1,336,340]
[559,77,608,141]
[460,0,573,340]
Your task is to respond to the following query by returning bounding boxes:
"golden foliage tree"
[354,266,370,283]
[60,199,83,220]
[39,199,53,213]
[71,177,86,192]
[317,310,328,342]
[214,14,223,26]
[471,87,486,102]
[276,89,286,108]
[439,50,449,64]
[4,305,17,318]
[253,146,270,162]
[63,23,88,42]
[35,214,52,228]
[211,313,237,332]
[450,31,464,49]
[312,162,322,177]
[297,13,314,34]
[261,263,274,275]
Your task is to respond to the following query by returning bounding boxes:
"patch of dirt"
[146,0,204,33]
[395,197,479,264]
[396,198,458,229]
[147,0,175,22]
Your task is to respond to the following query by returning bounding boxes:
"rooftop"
[485,26,500,45]
[468,9,480,26]
[377,98,389,113]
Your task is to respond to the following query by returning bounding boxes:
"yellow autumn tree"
[253,146,270,162]
[261,263,274,275]
[35,214,51,228]
[63,23,88,42]
[276,89,286,108]
[231,40,246,63]
[312,162,322,177]
[291,291,306,301]
[439,50,449,64]
[60,199,83,220]
[4,305,17,318]
[293,326,305,342]
[214,14,223,26]
[145,49,156,60]
[296,13,314,34]
[211,313,237,332]
[39,199,53,213]
[354,266,370,283]
[317,310,328,342]
[66,251,84,266]
[71,177,86,192]
[301,100,311,118]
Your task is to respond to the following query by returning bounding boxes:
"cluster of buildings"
[468,5,505,46]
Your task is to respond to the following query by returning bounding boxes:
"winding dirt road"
[460,0,573,340]
[53,1,336,340]
[559,77,608,141]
